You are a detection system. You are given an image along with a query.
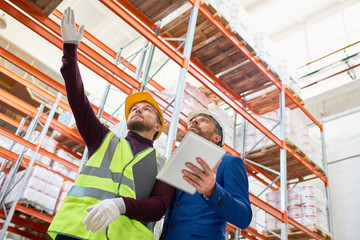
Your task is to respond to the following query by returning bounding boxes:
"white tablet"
[156,131,226,195]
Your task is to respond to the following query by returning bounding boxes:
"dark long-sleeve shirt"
[60,43,174,222]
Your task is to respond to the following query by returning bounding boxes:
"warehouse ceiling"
[239,0,360,41]
[0,0,359,115]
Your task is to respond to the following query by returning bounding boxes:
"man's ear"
[212,134,222,145]
[154,122,161,132]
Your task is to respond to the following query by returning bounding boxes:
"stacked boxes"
[277,59,301,98]
[307,129,324,170]
[51,111,76,137]
[237,108,324,170]
[164,82,209,116]
[265,184,329,233]
[205,0,254,46]
[51,161,78,180]
[51,149,80,180]
[12,131,59,167]
[13,130,80,180]
[254,31,279,72]
[4,166,64,214]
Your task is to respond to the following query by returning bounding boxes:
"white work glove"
[61,7,85,45]
[82,198,126,233]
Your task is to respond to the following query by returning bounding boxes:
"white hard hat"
[187,109,225,146]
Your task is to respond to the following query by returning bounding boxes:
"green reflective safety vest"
[47,132,167,240]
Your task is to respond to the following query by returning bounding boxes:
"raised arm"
[60,7,108,155]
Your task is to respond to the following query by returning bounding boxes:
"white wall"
[324,111,360,240]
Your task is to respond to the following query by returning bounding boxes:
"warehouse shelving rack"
[0,0,332,239]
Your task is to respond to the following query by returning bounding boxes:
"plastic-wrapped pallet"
[4,166,64,214]
[307,129,324,170]
[277,59,302,98]
[55,149,81,167]
[264,190,280,229]
[23,131,59,167]
[205,0,254,46]
[51,161,78,180]
[301,184,329,233]
[244,108,311,157]
[287,185,329,233]
[162,82,209,116]
[265,185,328,232]
[52,111,76,137]
[254,31,279,73]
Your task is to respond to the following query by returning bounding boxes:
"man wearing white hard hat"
[160,109,252,240]
[47,7,174,240]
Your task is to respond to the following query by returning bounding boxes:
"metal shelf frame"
[96,1,331,239]
[0,0,333,239]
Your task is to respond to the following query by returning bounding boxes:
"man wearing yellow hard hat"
[47,7,174,240]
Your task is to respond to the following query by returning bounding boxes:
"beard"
[188,127,212,141]
[127,118,154,132]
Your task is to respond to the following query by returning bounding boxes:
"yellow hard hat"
[125,92,164,140]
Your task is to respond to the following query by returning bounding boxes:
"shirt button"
[170,224,174,229]
[175,202,180,207]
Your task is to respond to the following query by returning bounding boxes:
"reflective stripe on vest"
[47,132,167,240]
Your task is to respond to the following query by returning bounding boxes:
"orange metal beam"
[0,87,84,145]
[0,109,82,162]
[11,0,163,93]
[0,145,75,182]
[247,170,278,192]
[0,65,70,112]
[8,0,141,91]
[0,146,27,169]
[100,0,283,148]
[0,126,79,172]
[7,226,47,240]
[56,143,82,160]
[0,46,119,125]
[0,210,48,234]
[226,146,280,188]
[0,112,26,131]
[241,231,257,240]
[102,0,326,183]
[116,0,157,32]
[187,0,323,131]
[244,226,270,240]
[0,107,83,163]
[249,192,326,240]
[249,192,283,220]
[16,202,53,223]
[52,9,165,92]
[286,144,327,184]
[0,2,189,142]
[3,1,187,127]
[226,223,270,240]
[1,0,132,96]
[104,4,326,238]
